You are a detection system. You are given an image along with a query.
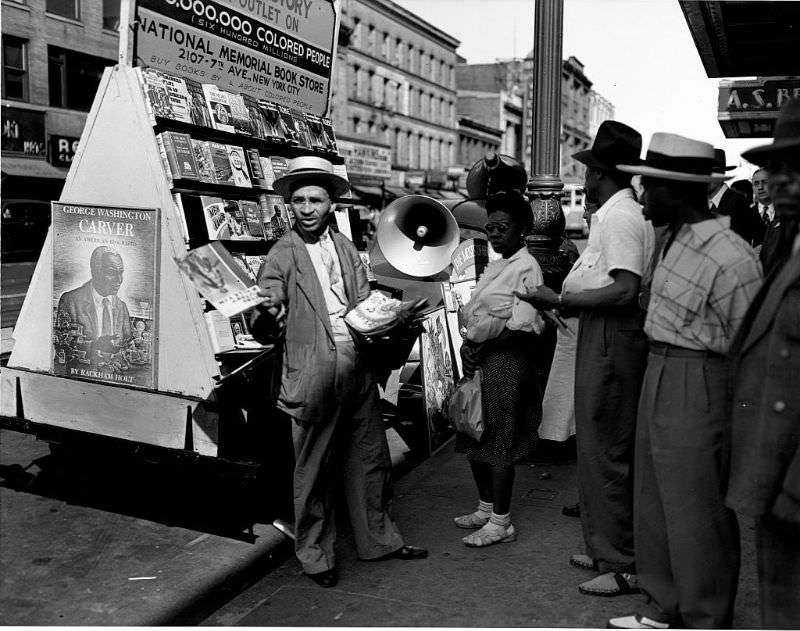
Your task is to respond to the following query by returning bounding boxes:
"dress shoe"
[374,545,429,560]
[305,568,338,588]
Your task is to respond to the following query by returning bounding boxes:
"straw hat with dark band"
[272,156,350,199]
[617,133,732,183]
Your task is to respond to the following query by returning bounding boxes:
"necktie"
[319,234,347,304]
[102,297,112,337]
[709,202,717,214]
[762,206,770,225]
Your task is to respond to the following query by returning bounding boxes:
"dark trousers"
[635,350,739,628]
[574,308,648,572]
[755,515,800,629]
[291,340,404,574]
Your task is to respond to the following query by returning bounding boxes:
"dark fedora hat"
[713,148,736,172]
[572,120,642,171]
[742,98,800,166]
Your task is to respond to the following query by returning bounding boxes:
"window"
[395,38,403,65]
[350,64,359,98]
[102,0,119,30]
[47,0,79,20]
[48,46,110,111]
[352,18,361,48]
[2,37,28,101]
[381,33,389,59]
[367,25,375,54]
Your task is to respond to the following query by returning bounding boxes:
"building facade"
[334,0,460,191]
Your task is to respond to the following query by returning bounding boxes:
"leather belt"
[649,341,722,359]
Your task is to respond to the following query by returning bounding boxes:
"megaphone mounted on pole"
[373,194,460,278]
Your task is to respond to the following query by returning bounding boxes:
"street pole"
[527,0,566,244]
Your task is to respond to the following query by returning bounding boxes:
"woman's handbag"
[447,369,484,441]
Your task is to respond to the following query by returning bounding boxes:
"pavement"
[1,425,761,627]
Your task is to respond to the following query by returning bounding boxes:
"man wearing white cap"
[251,156,427,589]
[608,134,762,629]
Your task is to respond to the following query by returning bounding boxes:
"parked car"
[561,184,588,238]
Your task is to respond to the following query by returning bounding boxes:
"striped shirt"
[644,217,763,354]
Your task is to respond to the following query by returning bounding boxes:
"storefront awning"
[383,185,409,199]
[1,157,69,180]
[350,184,385,198]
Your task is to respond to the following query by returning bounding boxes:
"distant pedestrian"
[708,148,763,246]
[730,178,754,205]
[609,133,762,629]
[517,120,654,598]
[726,97,800,629]
[454,191,545,547]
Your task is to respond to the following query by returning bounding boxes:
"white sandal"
[453,512,490,529]
[462,523,517,547]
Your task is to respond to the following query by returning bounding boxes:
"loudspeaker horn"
[375,194,460,278]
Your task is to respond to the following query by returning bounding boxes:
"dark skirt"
[455,330,542,467]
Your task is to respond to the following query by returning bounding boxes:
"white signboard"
[136,0,336,115]
[337,140,391,179]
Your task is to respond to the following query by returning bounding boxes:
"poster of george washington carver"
[51,202,159,389]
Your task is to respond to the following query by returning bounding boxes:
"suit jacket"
[717,187,764,247]
[57,281,132,342]
[253,229,370,424]
[759,214,784,276]
[726,248,800,524]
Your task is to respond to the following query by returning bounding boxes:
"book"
[226,145,253,188]
[228,92,253,135]
[256,195,275,240]
[192,139,217,183]
[240,200,264,239]
[139,67,175,120]
[344,292,428,336]
[209,141,234,185]
[291,110,312,149]
[259,156,276,189]
[155,133,174,180]
[277,105,299,145]
[305,113,328,151]
[245,149,267,188]
[161,131,199,180]
[174,241,263,317]
[321,116,338,153]
[202,83,236,133]
[223,199,260,240]
[201,196,228,239]
[245,254,267,278]
[229,312,263,348]
[160,72,194,124]
[231,251,257,281]
[258,100,288,142]
[204,310,236,353]
[185,78,213,128]
[242,94,266,138]
[270,155,290,181]
[260,194,291,239]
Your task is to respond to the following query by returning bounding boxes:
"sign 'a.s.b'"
[135,0,336,116]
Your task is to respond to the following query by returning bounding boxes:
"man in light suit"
[251,157,427,589]
[726,97,800,629]
[57,246,132,352]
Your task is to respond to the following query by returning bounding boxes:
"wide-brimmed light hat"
[272,156,350,199]
[741,97,800,166]
[617,133,732,183]
[572,120,642,171]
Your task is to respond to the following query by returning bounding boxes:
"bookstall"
[0,0,345,469]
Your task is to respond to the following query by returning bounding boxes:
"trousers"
[291,340,404,574]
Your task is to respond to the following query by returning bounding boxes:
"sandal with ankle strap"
[462,523,517,547]
[453,512,490,529]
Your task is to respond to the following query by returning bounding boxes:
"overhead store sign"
[718,79,800,138]
[135,0,336,115]
[337,140,391,179]
[1,107,46,157]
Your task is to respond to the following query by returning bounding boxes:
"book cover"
[192,139,216,183]
[174,241,263,318]
[258,100,288,143]
[270,155,290,181]
[245,149,267,188]
[242,94,266,138]
[231,251,257,281]
[140,67,174,120]
[202,84,236,133]
[52,202,159,389]
[226,145,253,188]
[222,199,259,241]
[229,312,264,348]
[259,157,276,189]
[209,142,234,185]
[239,200,264,239]
[163,131,199,180]
[200,196,228,240]
[321,117,338,153]
[185,78,213,128]
[260,194,291,239]
[277,105,299,145]
[160,72,193,124]
[256,195,276,240]
[228,92,253,135]
[155,133,175,180]
[291,110,312,149]
[244,254,267,278]
[420,308,457,453]
[204,310,236,353]
[305,114,328,151]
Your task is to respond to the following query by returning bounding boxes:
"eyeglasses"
[290,196,331,208]
[484,221,514,233]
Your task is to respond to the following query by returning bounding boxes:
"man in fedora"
[726,97,800,628]
[517,120,654,597]
[251,156,427,589]
[608,133,762,629]
[707,148,764,246]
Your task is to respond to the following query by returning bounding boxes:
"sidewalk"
[202,443,760,628]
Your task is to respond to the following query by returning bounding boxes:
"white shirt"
[758,203,775,222]
[304,229,350,340]
[562,188,654,295]
[91,285,114,337]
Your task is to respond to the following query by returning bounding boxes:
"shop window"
[47,0,80,20]
[102,0,120,30]
[48,46,111,111]
[2,37,29,101]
